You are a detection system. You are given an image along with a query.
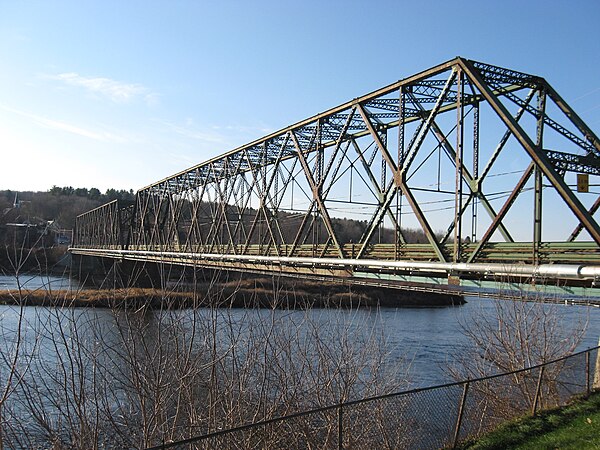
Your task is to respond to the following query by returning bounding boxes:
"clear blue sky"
[1,0,599,193]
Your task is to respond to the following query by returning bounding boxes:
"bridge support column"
[115,260,166,288]
[70,254,117,287]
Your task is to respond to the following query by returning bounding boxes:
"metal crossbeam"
[72,57,600,289]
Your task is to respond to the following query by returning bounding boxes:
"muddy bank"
[0,278,464,308]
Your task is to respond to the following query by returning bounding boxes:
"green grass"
[459,391,600,449]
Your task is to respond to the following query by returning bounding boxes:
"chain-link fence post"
[594,339,600,390]
[452,381,470,448]
[586,349,591,396]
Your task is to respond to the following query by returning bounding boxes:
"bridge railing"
[73,239,600,266]
[147,345,600,450]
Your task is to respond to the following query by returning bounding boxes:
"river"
[0,273,82,291]
[1,274,598,387]
[0,274,599,447]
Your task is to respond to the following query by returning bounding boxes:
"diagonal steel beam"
[400,178,448,262]
[212,174,239,254]
[348,138,406,244]
[355,179,399,259]
[401,68,458,173]
[356,103,398,175]
[240,148,274,253]
[291,130,345,258]
[467,163,535,263]
[224,153,255,251]
[543,81,600,155]
[407,92,514,242]
[241,147,283,255]
[479,89,536,182]
[569,195,600,242]
[350,139,382,200]
[321,107,357,193]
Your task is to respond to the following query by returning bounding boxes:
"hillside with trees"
[0,187,135,271]
[0,187,135,230]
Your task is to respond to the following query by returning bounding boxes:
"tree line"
[48,185,135,203]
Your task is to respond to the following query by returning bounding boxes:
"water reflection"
[0,273,82,291]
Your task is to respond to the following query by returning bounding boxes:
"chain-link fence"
[148,345,600,450]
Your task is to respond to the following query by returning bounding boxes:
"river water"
[0,273,82,291]
[1,273,599,447]
[1,273,599,388]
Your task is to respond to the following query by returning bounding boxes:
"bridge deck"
[72,242,600,264]
[71,242,600,298]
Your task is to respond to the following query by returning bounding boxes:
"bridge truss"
[73,57,600,293]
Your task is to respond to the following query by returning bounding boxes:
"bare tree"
[449,282,587,422]
[0,266,409,449]
[0,226,56,449]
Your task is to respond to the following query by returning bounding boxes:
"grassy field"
[459,391,600,449]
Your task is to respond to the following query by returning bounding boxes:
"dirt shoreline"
[0,278,465,309]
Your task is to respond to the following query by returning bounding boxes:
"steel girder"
[73,57,600,280]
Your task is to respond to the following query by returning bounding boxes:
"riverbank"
[0,277,465,308]
[458,391,600,449]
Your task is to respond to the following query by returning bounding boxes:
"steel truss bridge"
[71,57,600,296]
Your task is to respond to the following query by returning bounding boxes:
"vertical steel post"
[126,196,137,251]
[398,85,406,167]
[593,340,600,390]
[116,201,123,250]
[586,350,591,396]
[315,120,323,251]
[533,89,546,264]
[454,69,464,262]
[380,128,387,244]
[261,143,267,254]
[533,166,543,264]
[397,85,405,260]
[471,103,479,243]
[274,165,279,216]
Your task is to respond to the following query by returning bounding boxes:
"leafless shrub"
[0,266,408,449]
[449,280,587,421]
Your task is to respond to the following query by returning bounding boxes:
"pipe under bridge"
[71,57,600,296]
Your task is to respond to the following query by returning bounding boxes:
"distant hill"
[0,187,136,272]
[0,187,135,230]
